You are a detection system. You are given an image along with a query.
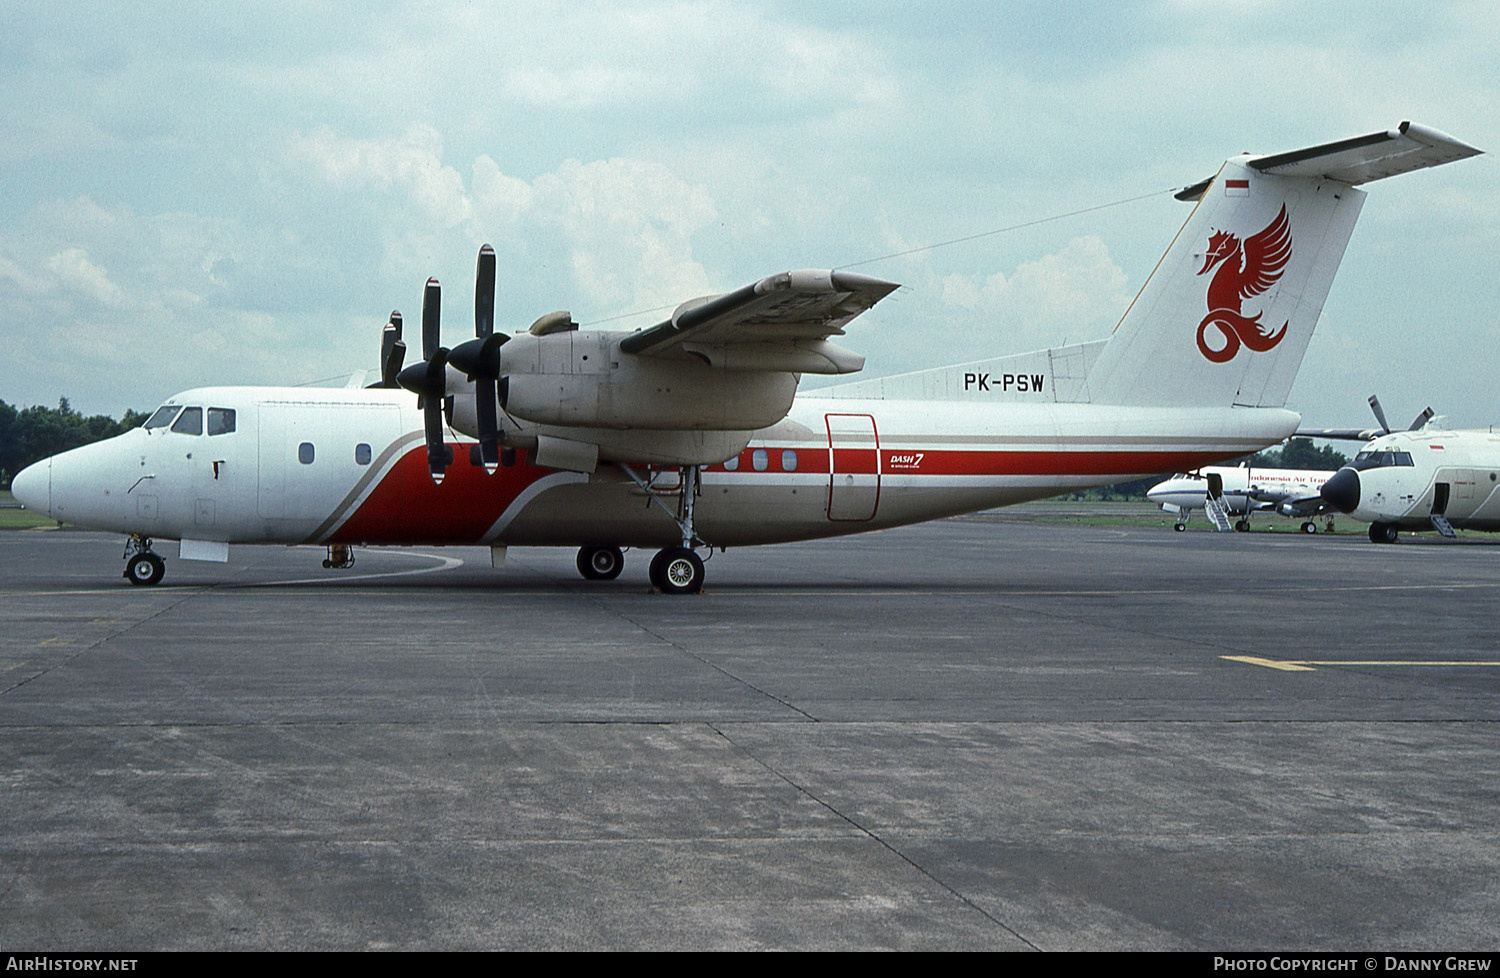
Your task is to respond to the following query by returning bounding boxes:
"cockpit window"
[144,406,181,430]
[170,407,203,435]
[207,408,236,436]
[1350,450,1414,470]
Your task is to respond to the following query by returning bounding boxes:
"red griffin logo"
[1195,204,1293,363]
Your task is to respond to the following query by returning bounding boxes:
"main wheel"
[125,552,165,586]
[649,547,704,595]
[576,545,625,580]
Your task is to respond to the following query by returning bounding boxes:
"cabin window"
[207,408,236,436]
[298,442,315,465]
[355,443,372,466]
[723,455,739,472]
[170,407,203,435]
[144,406,181,430]
[782,450,798,472]
[752,449,769,472]
[1351,450,1415,470]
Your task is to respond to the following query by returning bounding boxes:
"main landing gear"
[581,463,710,595]
[577,545,625,580]
[123,534,164,586]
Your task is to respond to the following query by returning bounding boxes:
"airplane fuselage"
[1146,466,1333,516]
[1321,430,1500,532]
[16,385,1297,552]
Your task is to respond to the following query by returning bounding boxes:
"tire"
[1173,523,1186,532]
[576,545,624,581]
[1301,522,1317,534]
[1369,522,1399,544]
[650,547,704,595]
[1234,520,1250,532]
[125,553,165,586]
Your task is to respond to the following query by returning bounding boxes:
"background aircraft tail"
[1082,122,1481,409]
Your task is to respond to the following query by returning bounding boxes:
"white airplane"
[1317,398,1500,543]
[10,122,1481,592]
[1147,464,1337,533]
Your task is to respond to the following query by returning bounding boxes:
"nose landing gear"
[123,534,164,586]
[322,544,356,569]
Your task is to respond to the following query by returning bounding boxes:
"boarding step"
[1431,514,1457,538]
[1204,496,1235,532]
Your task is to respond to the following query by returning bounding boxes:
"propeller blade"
[475,245,495,339]
[407,280,450,483]
[1368,394,1391,435]
[382,336,406,389]
[422,348,452,483]
[1409,407,1435,431]
[421,278,441,361]
[473,245,500,472]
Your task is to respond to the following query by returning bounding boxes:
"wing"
[1239,204,1293,301]
[1277,493,1330,518]
[618,269,899,374]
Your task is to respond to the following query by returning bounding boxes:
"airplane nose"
[1320,467,1360,514]
[11,457,51,515]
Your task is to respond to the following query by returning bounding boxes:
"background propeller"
[1368,394,1434,434]
[366,311,406,389]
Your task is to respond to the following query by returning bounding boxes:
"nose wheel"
[123,535,165,586]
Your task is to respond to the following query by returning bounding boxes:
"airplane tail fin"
[1083,122,1481,409]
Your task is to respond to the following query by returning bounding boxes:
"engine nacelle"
[497,331,798,431]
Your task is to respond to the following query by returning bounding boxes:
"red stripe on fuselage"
[330,445,555,544]
[707,447,1236,477]
[335,445,1242,545]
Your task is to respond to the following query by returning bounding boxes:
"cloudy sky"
[2,1,1496,430]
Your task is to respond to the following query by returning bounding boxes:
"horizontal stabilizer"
[1179,121,1482,200]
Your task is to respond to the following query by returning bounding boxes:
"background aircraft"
[1148,465,1336,533]
[11,123,1482,591]
[1316,397,1500,542]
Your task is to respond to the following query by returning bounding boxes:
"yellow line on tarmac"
[1223,655,1500,672]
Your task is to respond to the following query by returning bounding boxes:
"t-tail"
[1083,121,1481,408]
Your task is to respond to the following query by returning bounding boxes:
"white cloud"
[300,125,473,229]
[45,248,127,308]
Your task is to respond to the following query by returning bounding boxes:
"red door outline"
[826,413,880,521]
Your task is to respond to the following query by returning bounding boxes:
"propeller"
[396,278,454,483]
[366,311,407,389]
[449,244,512,472]
[1367,394,1390,435]
[1369,394,1434,434]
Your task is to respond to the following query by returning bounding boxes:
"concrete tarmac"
[2,518,1499,950]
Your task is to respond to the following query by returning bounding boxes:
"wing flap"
[619,269,898,374]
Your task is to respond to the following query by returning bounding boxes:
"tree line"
[1077,438,1350,501]
[0,399,150,490]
